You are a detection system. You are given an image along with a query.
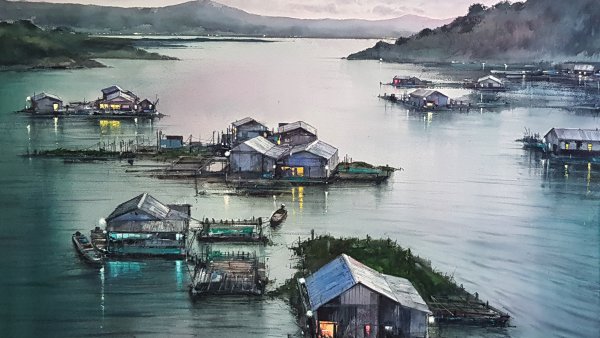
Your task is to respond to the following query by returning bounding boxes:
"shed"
[573,64,595,75]
[392,76,426,87]
[230,136,288,174]
[105,193,191,257]
[477,75,505,89]
[543,128,600,154]
[279,140,338,179]
[160,135,184,149]
[408,89,449,108]
[301,254,430,338]
[277,121,318,146]
[232,117,269,143]
[30,92,63,113]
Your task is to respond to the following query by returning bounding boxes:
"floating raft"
[428,294,510,326]
[196,218,267,243]
[189,251,267,296]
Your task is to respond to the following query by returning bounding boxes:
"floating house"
[477,75,505,89]
[543,128,600,155]
[573,64,595,76]
[97,85,138,112]
[160,135,184,149]
[232,117,270,144]
[105,193,191,257]
[299,254,430,338]
[138,98,156,113]
[279,139,338,179]
[392,76,427,87]
[408,89,449,108]
[30,92,63,113]
[277,121,318,146]
[230,136,288,175]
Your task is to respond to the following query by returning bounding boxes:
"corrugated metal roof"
[305,254,430,313]
[232,117,267,128]
[236,136,288,159]
[106,193,186,222]
[278,121,317,136]
[290,140,337,160]
[105,91,136,103]
[545,128,600,142]
[477,75,503,84]
[32,92,62,102]
[574,64,594,71]
[409,89,448,99]
[101,85,123,95]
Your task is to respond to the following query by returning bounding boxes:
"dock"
[189,251,267,296]
[428,294,510,326]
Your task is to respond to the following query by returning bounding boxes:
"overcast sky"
[18,0,501,20]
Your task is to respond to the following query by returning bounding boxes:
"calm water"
[0,39,599,337]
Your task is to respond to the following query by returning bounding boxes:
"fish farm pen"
[189,251,268,296]
[280,235,510,327]
[194,217,268,243]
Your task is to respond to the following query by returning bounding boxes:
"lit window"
[589,144,593,151]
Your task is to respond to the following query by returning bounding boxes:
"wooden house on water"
[298,254,430,338]
[29,92,63,113]
[277,121,318,146]
[189,251,267,296]
[476,75,505,90]
[543,128,600,157]
[104,193,191,257]
[229,136,288,177]
[97,85,138,112]
[408,89,449,109]
[279,140,339,180]
[391,76,428,88]
[231,117,270,144]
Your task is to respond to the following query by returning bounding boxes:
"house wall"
[281,152,328,178]
[545,131,600,153]
[33,98,62,113]
[279,129,317,146]
[479,79,503,88]
[235,122,268,142]
[230,150,276,173]
[429,93,449,106]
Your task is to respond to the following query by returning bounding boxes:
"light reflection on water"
[0,39,598,337]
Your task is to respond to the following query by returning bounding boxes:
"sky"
[18,0,501,20]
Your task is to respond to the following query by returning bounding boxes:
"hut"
[543,128,600,155]
[277,121,318,146]
[138,98,156,113]
[477,75,505,89]
[30,92,63,113]
[97,85,139,112]
[392,76,427,87]
[299,254,430,338]
[573,64,595,76]
[408,89,449,108]
[230,136,288,176]
[105,193,191,257]
[232,117,270,143]
[279,140,338,179]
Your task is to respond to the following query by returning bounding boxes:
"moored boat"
[270,204,287,227]
[72,231,104,265]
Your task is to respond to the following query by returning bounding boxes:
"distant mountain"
[348,0,600,62]
[0,0,452,38]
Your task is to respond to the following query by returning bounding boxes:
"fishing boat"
[72,231,104,265]
[269,204,287,227]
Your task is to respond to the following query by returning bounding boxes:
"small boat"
[72,231,104,265]
[269,204,288,227]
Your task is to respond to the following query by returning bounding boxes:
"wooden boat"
[270,204,288,227]
[72,231,104,265]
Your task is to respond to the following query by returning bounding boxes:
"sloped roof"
[290,140,337,160]
[101,85,123,95]
[32,92,62,102]
[234,136,288,159]
[409,89,448,99]
[477,75,503,84]
[232,117,267,128]
[277,121,317,136]
[304,254,430,313]
[104,91,136,103]
[106,193,188,222]
[573,64,594,71]
[545,128,600,142]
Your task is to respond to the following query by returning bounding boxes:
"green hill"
[0,20,175,70]
[348,0,600,62]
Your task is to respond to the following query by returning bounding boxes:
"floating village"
[22,61,600,338]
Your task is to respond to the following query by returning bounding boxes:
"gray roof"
[477,75,503,84]
[106,193,189,222]
[409,89,448,99]
[104,91,136,103]
[290,140,337,160]
[235,136,288,159]
[277,121,317,136]
[304,254,430,313]
[101,85,123,95]
[32,92,62,102]
[232,117,267,128]
[545,128,600,142]
[573,64,594,71]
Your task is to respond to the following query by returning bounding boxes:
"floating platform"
[428,294,510,326]
[196,218,268,243]
[189,251,267,296]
